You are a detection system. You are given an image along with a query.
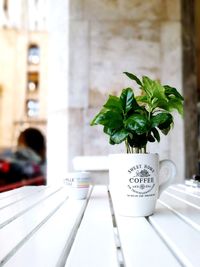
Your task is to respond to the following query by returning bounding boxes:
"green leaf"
[120,88,139,114]
[91,109,123,129]
[151,128,160,142]
[142,76,155,97]
[160,126,171,135]
[109,138,115,145]
[148,133,155,142]
[151,113,173,135]
[142,77,169,110]
[164,85,184,100]
[135,95,149,104]
[103,126,115,136]
[123,72,143,86]
[152,82,167,102]
[166,98,184,115]
[90,108,106,126]
[152,97,159,106]
[125,114,150,135]
[151,113,173,128]
[110,129,129,144]
[155,113,173,134]
[103,95,123,112]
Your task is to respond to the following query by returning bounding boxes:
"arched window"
[27,44,40,65]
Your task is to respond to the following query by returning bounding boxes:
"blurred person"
[0,128,46,186]
[17,127,46,168]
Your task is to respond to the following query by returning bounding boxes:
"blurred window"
[26,99,39,117]
[28,44,40,65]
[27,72,39,92]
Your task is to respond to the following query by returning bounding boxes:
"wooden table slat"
[112,200,182,267]
[166,187,200,207]
[2,189,89,267]
[159,192,200,231]
[149,201,200,267]
[65,186,119,267]
[0,187,69,263]
[0,186,46,209]
[0,186,62,228]
[174,184,200,198]
[0,186,41,200]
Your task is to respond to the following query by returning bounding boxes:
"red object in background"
[0,176,46,193]
[0,160,10,172]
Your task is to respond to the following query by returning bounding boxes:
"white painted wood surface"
[112,199,182,267]
[151,184,200,267]
[65,186,118,267]
[0,186,89,266]
[0,183,199,267]
[111,183,200,267]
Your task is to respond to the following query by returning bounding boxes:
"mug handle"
[158,159,176,197]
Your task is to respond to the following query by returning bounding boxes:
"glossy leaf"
[135,95,149,104]
[165,98,184,115]
[151,128,160,142]
[148,133,155,142]
[151,82,167,102]
[120,88,139,114]
[103,126,115,136]
[142,77,170,110]
[91,110,123,129]
[103,95,123,112]
[157,114,173,130]
[90,108,106,126]
[151,113,173,128]
[110,129,129,144]
[123,72,142,86]
[125,114,150,135]
[142,76,155,97]
[164,85,184,100]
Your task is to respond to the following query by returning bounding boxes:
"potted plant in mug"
[90,72,184,216]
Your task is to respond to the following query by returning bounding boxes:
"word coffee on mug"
[64,172,90,200]
[109,153,176,217]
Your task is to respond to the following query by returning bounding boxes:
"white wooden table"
[0,183,200,267]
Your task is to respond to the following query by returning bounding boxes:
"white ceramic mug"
[64,171,90,200]
[109,153,176,217]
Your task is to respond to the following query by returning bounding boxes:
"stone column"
[46,0,69,184]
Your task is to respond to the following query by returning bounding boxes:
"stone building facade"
[0,0,48,148]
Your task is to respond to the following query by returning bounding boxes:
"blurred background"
[0,0,199,186]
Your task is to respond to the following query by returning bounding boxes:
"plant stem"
[140,147,147,153]
[125,140,147,154]
[125,139,131,153]
[133,147,139,153]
